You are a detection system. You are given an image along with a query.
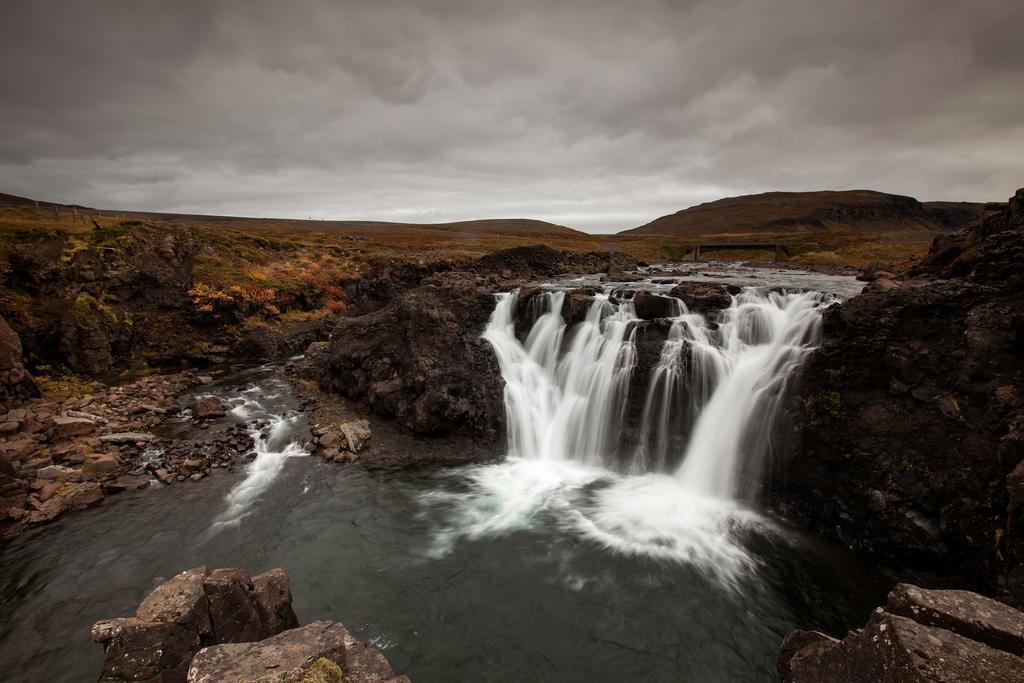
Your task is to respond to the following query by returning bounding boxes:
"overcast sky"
[1,1,1022,233]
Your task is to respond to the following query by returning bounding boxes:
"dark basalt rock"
[774,188,1024,604]
[778,584,1024,682]
[309,271,505,438]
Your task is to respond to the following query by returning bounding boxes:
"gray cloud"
[1,0,1022,232]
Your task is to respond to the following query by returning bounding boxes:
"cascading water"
[483,286,833,502]
[483,290,638,467]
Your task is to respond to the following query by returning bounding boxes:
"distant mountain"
[620,190,953,237]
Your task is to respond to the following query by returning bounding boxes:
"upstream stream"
[0,264,880,682]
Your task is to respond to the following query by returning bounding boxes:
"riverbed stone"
[339,419,371,454]
[83,453,121,477]
[50,415,96,438]
[103,474,151,494]
[190,396,226,419]
[99,432,157,444]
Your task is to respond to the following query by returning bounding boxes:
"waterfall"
[482,290,638,467]
[483,287,832,501]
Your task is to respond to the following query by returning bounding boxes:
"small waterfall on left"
[483,290,638,467]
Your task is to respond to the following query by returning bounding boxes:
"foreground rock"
[775,188,1024,604]
[187,620,410,683]
[778,583,1024,682]
[93,566,406,683]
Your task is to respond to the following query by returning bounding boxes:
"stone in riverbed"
[50,415,96,438]
[99,432,157,444]
[190,396,226,419]
[103,474,151,494]
[339,419,371,454]
[82,453,121,477]
[186,620,409,683]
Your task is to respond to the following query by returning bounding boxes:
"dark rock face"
[0,315,39,411]
[92,566,299,682]
[309,271,505,437]
[186,620,410,683]
[775,188,1024,604]
[778,584,1024,682]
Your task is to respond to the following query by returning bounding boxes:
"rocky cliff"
[775,188,1024,605]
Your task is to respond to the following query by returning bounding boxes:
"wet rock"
[668,282,736,314]
[186,620,409,683]
[631,291,679,319]
[779,584,1024,682]
[190,396,226,419]
[63,481,104,508]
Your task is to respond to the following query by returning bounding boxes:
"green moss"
[293,657,347,683]
[803,391,843,421]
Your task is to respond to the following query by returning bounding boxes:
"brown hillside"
[620,190,943,237]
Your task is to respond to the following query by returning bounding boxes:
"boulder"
[50,415,96,438]
[668,282,736,314]
[201,568,264,644]
[35,464,74,481]
[186,620,409,683]
[92,618,200,683]
[631,291,680,319]
[885,583,1024,655]
[83,454,121,478]
[779,584,1024,682]
[251,568,300,638]
[190,396,226,419]
[339,419,371,454]
[93,566,302,682]
[62,481,104,508]
[136,566,212,639]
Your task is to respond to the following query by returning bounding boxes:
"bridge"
[691,243,790,262]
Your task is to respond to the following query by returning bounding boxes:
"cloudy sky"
[1,1,1022,232]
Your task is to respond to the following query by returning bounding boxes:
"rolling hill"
[620,190,951,237]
